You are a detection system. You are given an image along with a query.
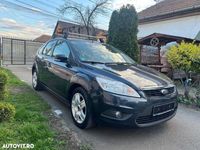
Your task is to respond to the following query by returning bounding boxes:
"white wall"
[138,15,200,39]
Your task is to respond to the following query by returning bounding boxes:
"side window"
[53,40,70,58]
[42,40,57,56]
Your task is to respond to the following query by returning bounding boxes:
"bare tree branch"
[59,6,87,29]
[59,0,111,35]
[87,1,107,26]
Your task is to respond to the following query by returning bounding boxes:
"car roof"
[68,38,100,44]
[52,37,100,44]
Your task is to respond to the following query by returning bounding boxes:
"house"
[138,0,200,39]
[33,34,51,43]
[52,21,107,37]
[137,0,200,77]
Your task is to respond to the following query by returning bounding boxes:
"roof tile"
[138,0,200,19]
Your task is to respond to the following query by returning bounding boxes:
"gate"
[0,37,44,65]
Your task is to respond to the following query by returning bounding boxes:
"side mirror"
[54,54,68,63]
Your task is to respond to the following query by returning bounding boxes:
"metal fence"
[0,37,44,65]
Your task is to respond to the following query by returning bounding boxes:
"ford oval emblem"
[161,89,168,95]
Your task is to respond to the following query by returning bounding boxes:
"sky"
[0,0,156,39]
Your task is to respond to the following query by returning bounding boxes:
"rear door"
[35,43,46,78]
[38,40,57,86]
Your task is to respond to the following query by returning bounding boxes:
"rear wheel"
[32,70,43,91]
[70,87,95,129]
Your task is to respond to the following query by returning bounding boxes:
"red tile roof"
[138,0,200,21]
[53,21,106,37]
[33,34,51,43]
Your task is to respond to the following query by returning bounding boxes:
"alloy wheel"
[32,71,37,88]
[71,93,87,124]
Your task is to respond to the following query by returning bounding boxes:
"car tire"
[32,70,43,91]
[70,87,95,129]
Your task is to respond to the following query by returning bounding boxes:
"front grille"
[136,110,175,124]
[143,87,175,97]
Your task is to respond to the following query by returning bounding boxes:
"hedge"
[0,102,16,122]
[0,69,8,100]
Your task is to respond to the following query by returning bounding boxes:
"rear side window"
[53,40,70,58]
[42,40,57,56]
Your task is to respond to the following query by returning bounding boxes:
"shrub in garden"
[167,41,200,99]
[0,102,16,122]
[167,41,200,74]
[0,69,8,100]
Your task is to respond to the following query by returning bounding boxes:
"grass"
[175,81,200,108]
[0,68,66,149]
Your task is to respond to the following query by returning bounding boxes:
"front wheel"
[70,87,95,129]
[32,70,43,91]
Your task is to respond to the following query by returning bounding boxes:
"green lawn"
[0,68,66,149]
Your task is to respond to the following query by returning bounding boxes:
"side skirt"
[40,82,70,107]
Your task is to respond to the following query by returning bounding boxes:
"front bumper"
[92,91,178,127]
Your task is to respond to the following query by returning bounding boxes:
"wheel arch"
[32,63,38,75]
[67,73,93,102]
[32,64,36,75]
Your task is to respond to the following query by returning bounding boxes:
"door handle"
[43,60,51,69]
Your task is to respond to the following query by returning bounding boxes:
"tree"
[59,0,111,35]
[107,10,119,44]
[108,4,139,61]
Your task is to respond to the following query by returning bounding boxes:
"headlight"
[96,77,140,97]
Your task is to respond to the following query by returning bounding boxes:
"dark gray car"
[32,37,178,129]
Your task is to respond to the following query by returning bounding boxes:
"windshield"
[69,40,135,64]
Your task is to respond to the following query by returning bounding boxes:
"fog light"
[115,111,122,118]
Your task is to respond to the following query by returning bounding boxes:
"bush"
[0,102,15,122]
[0,69,8,100]
[167,41,200,73]
[167,41,200,98]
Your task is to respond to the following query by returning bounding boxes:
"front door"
[48,40,72,98]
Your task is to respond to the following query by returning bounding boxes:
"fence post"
[11,39,13,65]
[24,40,26,65]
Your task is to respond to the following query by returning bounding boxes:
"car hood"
[85,63,173,89]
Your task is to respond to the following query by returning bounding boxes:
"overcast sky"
[0,0,156,39]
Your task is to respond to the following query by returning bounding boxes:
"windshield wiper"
[105,62,134,65]
[81,61,105,64]
[82,61,134,65]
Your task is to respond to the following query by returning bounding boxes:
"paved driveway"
[6,65,200,150]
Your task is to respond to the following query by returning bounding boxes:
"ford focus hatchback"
[32,34,178,129]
